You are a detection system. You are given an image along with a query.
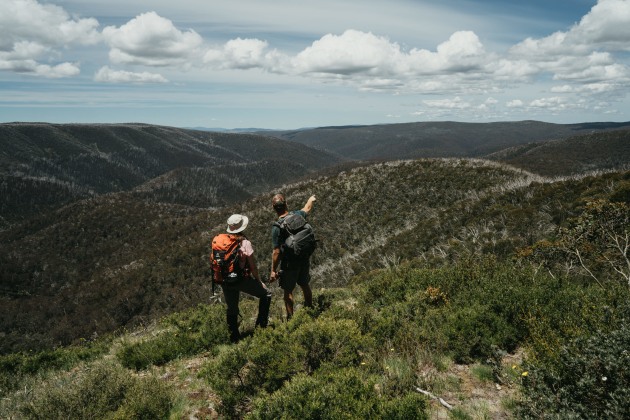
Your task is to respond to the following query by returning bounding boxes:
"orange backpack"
[210,234,244,285]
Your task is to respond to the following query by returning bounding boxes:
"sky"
[1,0,630,129]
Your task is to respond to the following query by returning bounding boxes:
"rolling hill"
[0,123,342,228]
[1,120,629,354]
[1,121,629,418]
[261,120,630,161]
[488,128,630,176]
[1,154,628,353]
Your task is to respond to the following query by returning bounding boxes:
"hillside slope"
[263,120,630,161]
[2,156,628,354]
[0,123,342,228]
[489,128,630,176]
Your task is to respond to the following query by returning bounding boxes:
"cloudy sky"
[1,0,629,129]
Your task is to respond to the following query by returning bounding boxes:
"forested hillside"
[1,158,628,418]
[2,157,628,354]
[263,120,630,161]
[1,122,629,418]
[0,123,341,227]
[489,128,630,176]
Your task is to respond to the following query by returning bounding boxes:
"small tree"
[523,199,629,287]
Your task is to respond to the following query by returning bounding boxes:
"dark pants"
[222,277,272,342]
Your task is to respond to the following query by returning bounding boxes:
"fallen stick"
[415,387,454,410]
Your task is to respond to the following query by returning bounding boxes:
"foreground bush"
[249,368,427,419]
[14,360,174,419]
[117,303,228,370]
[199,313,375,417]
[0,339,109,398]
[351,258,530,362]
[519,306,630,419]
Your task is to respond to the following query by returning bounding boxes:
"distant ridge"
[488,128,630,176]
[260,120,630,161]
[0,123,342,228]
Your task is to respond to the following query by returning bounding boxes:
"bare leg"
[284,289,294,320]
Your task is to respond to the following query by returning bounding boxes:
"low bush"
[248,368,428,420]
[15,360,174,419]
[199,326,306,417]
[117,303,228,370]
[292,315,374,372]
[200,313,375,416]
[352,259,530,362]
[0,339,109,398]
[518,318,630,418]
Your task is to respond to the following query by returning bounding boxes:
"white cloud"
[0,0,99,77]
[0,0,100,49]
[506,99,524,108]
[500,0,630,106]
[527,96,587,112]
[407,31,488,74]
[0,58,79,78]
[198,28,498,95]
[551,82,621,95]
[572,0,630,50]
[550,85,574,93]
[292,30,402,75]
[102,12,203,66]
[511,0,630,57]
[94,66,168,83]
[289,30,490,79]
[203,38,286,70]
[423,96,471,109]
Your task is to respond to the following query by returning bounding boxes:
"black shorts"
[279,258,310,291]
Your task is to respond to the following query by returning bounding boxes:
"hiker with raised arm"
[270,194,317,320]
[211,214,272,343]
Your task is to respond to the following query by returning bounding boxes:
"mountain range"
[259,120,630,160]
[0,120,629,354]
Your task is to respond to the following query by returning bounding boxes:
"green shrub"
[117,332,196,370]
[380,353,418,397]
[523,281,624,368]
[0,339,109,398]
[200,313,374,416]
[352,259,530,362]
[248,368,428,419]
[198,343,251,417]
[518,321,630,419]
[293,316,374,372]
[199,326,306,417]
[380,391,429,420]
[519,302,630,418]
[111,375,175,420]
[442,302,519,363]
[117,303,229,370]
[17,360,174,419]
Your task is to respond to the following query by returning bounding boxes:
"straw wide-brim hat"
[227,214,249,233]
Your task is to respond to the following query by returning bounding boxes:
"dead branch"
[415,386,454,410]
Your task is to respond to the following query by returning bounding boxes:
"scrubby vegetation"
[3,254,628,418]
[1,122,629,417]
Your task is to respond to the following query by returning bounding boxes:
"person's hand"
[270,271,278,283]
[309,195,316,203]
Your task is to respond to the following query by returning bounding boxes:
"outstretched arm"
[301,195,316,214]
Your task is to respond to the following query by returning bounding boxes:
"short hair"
[272,194,287,212]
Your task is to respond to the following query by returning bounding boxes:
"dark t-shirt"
[272,210,307,249]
